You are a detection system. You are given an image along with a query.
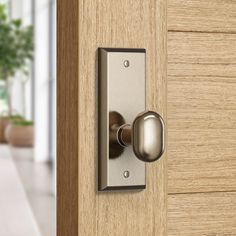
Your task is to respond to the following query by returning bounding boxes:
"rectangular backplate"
[98,48,146,191]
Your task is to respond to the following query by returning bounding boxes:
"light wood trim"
[168,192,236,235]
[57,1,79,236]
[78,1,167,235]
[168,32,236,193]
[58,1,167,235]
[168,0,236,33]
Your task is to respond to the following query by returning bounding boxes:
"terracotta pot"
[5,124,34,147]
[0,117,9,143]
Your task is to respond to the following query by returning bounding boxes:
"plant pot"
[0,117,9,143]
[5,124,34,147]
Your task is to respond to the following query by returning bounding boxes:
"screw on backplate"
[123,60,130,68]
[123,170,130,178]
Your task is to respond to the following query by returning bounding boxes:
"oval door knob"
[117,111,165,162]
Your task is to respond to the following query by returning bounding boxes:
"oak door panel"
[167,2,236,236]
[168,0,236,33]
[168,192,236,236]
[168,32,236,193]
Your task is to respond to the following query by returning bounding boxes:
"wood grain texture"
[57,1,79,236]
[168,0,236,33]
[58,0,167,235]
[167,2,236,235]
[168,192,236,235]
[168,32,236,193]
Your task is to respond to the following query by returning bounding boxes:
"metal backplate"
[98,48,146,191]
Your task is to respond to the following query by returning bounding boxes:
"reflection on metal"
[109,111,125,159]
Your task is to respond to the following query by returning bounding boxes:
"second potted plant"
[5,119,34,147]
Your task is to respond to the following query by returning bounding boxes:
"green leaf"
[0,3,34,80]
[11,19,22,27]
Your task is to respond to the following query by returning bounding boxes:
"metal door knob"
[110,111,165,162]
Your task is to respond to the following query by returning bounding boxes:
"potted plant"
[6,119,34,147]
[0,113,22,142]
[0,4,34,145]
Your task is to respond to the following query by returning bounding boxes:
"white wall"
[34,0,50,162]
[34,0,56,164]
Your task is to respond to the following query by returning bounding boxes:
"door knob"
[111,111,165,162]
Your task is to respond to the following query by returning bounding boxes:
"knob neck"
[117,124,131,147]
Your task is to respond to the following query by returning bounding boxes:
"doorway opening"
[0,1,56,235]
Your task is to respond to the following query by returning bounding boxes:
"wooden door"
[57,1,167,236]
[168,0,236,235]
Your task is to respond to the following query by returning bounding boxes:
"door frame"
[57,0,79,235]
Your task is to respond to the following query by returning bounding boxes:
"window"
[0,81,7,114]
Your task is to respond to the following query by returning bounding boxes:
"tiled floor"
[0,145,41,236]
[0,144,56,236]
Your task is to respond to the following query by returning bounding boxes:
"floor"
[0,144,56,236]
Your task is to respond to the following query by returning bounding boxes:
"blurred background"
[0,0,56,235]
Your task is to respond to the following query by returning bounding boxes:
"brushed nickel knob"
[110,111,165,162]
